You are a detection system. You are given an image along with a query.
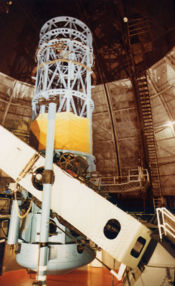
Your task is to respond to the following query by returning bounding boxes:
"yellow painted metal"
[30,112,91,153]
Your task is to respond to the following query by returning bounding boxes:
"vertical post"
[40,105,46,114]
[2,81,17,126]
[37,102,56,285]
[7,199,21,245]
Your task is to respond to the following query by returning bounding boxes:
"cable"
[14,186,33,219]
[0,220,8,238]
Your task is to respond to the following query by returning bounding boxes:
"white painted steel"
[134,243,175,286]
[39,17,92,46]
[156,207,175,240]
[7,200,21,244]
[32,16,94,123]
[0,125,36,180]
[0,125,151,268]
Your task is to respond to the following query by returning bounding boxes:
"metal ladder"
[126,17,163,209]
[127,16,152,72]
[135,73,163,208]
[128,16,151,39]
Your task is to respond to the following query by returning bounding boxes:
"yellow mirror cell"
[30,112,91,154]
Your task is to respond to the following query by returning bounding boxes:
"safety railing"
[91,167,149,187]
[156,207,175,241]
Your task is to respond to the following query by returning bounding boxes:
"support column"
[37,102,56,285]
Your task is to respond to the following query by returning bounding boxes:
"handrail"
[159,207,175,220]
[164,222,175,233]
[156,207,175,241]
[92,167,149,187]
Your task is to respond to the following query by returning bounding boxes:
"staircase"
[126,17,163,210]
[135,73,163,208]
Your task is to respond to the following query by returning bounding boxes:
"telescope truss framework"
[32,16,95,120]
